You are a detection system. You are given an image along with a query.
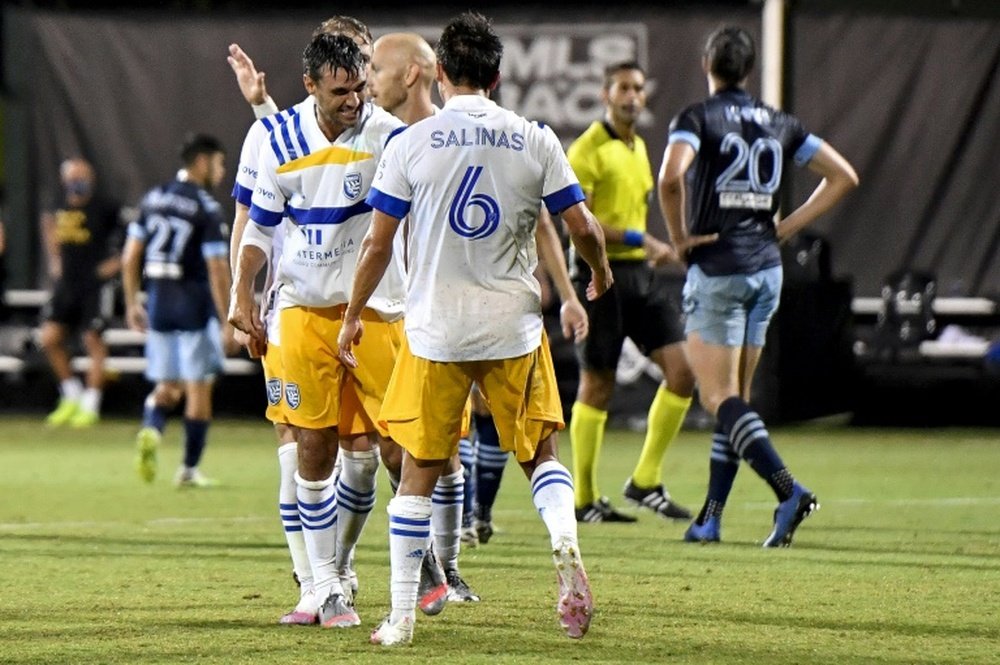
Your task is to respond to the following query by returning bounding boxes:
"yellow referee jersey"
[567,120,652,261]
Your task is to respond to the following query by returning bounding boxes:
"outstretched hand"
[227,43,268,106]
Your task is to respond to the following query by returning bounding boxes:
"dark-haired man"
[338,11,612,646]
[229,33,405,630]
[40,158,122,428]
[567,62,704,525]
[124,134,235,488]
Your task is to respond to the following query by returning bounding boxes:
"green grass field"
[2,417,999,664]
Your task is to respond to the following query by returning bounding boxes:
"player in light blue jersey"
[124,134,236,488]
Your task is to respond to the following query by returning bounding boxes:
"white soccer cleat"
[370,613,414,646]
[553,539,593,639]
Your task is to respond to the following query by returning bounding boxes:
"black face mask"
[65,179,92,198]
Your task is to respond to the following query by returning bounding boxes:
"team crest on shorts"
[343,172,362,200]
[285,382,301,410]
[266,378,282,406]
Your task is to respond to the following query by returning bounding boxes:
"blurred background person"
[123,133,236,487]
[39,158,123,428]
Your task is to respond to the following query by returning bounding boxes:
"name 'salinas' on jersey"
[248,97,406,317]
[367,94,585,362]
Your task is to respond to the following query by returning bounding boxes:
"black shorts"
[573,260,685,372]
[41,281,107,332]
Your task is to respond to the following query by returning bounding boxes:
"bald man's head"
[368,32,436,115]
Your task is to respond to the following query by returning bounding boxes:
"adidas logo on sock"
[406,548,425,559]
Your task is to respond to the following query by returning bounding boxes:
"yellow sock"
[630,386,692,489]
[570,401,608,508]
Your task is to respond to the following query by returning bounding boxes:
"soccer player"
[659,26,858,546]
[39,158,122,428]
[229,33,405,629]
[227,16,376,625]
[123,134,236,487]
[368,30,480,606]
[337,11,612,646]
[566,62,706,524]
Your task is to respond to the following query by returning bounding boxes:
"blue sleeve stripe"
[287,200,374,225]
[248,204,284,227]
[794,134,823,166]
[280,120,299,162]
[292,110,311,158]
[127,222,147,240]
[202,241,228,258]
[270,132,287,166]
[668,130,701,152]
[542,183,585,214]
[231,182,253,206]
[365,188,410,219]
[260,116,273,132]
[384,125,407,147]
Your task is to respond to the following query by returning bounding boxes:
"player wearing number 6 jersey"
[337,12,612,646]
[123,134,235,488]
[660,26,858,547]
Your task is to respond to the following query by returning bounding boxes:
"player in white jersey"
[230,32,404,630]
[337,12,613,646]
[227,17,375,626]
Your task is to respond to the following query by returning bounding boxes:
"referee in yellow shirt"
[566,62,700,523]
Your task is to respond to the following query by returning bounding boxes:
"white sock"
[387,495,432,624]
[278,443,313,597]
[432,469,464,572]
[79,387,102,414]
[530,461,578,550]
[60,378,83,400]
[295,471,343,600]
[334,448,379,575]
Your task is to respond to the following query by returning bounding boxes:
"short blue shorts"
[682,264,783,347]
[145,317,224,382]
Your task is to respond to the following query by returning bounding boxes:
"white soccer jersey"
[367,94,585,362]
[232,102,301,339]
[249,98,407,318]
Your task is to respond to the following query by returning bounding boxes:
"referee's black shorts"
[572,260,685,372]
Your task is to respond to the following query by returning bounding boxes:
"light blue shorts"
[145,318,224,382]
[682,264,783,347]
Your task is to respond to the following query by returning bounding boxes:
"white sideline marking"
[0,515,272,530]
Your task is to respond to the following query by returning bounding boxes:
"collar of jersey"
[442,94,497,112]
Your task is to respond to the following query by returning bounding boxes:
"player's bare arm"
[121,236,148,333]
[561,202,613,301]
[228,231,269,352]
[535,208,588,342]
[658,142,719,259]
[776,141,858,242]
[337,210,402,368]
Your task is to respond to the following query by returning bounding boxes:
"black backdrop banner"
[3,5,998,298]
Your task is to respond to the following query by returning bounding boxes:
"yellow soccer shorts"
[261,342,285,424]
[380,331,564,462]
[278,305,402,431]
